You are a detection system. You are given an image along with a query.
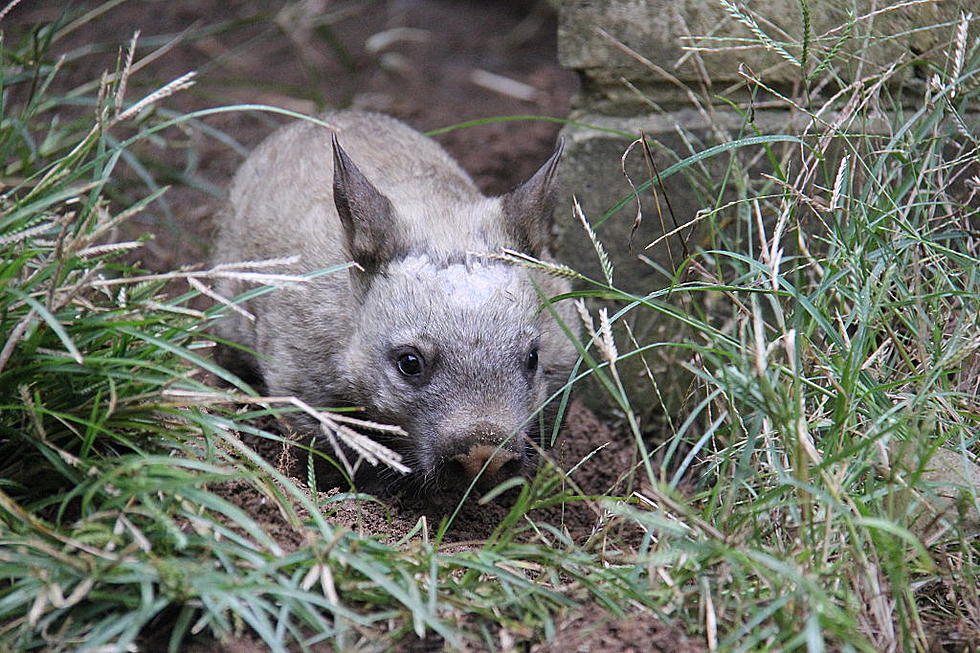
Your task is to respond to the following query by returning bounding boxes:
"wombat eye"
[396,351,424,377]
[526,346,539,372]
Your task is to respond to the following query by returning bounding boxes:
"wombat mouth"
[354,444,535,508]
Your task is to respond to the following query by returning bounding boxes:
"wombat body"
[211,111,578,496]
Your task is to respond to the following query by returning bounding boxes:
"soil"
[532,608,706,653]
[233,401,647,546]
[200,399,702,652]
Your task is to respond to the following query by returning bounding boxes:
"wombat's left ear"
[501,138,564,256]
[332,134,399,273]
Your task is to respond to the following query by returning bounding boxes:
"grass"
[1,2,978,652]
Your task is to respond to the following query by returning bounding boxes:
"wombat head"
[331,136,577,497]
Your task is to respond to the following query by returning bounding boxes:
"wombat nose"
[443,424,525,488]
[451,445,520,482]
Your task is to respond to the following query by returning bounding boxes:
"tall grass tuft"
[569,5,980,650]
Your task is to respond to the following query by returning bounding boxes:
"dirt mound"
[533,608,705,653]
[224,401,643,546]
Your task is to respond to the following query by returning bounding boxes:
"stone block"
[559,0,972,113]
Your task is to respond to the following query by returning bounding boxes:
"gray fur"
[211,111,578,495]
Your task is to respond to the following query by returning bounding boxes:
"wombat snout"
[440,423,526,491]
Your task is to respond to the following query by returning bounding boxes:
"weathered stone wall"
[559,1,964,112]
[555,0,971,418]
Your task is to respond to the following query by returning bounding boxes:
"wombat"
[211,110,578,497]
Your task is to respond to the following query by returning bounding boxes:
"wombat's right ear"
[332,134,398,273]
[501,138,564,256]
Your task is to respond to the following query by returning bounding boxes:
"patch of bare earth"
[532,609,705,653]
[214,401,642,546]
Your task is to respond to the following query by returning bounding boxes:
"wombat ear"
[501,138,564,256]
[332,133,398,272]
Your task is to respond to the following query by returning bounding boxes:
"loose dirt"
[231,401,644,545]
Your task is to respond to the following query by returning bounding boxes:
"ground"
[7,1,707,650]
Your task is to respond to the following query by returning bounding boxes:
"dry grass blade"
[572,197,614,285]
[0,0,24,23]
[480,248,581,280]
[640,129,687,263]
[188,277,255,321]
[90,263,311,288]
[620,137,646,250]
[114,31,140,116]
[159,389,410,474]
[831,154,850,211]
[115,71,197,123]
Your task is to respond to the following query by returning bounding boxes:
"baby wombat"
[211,110,578,497]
